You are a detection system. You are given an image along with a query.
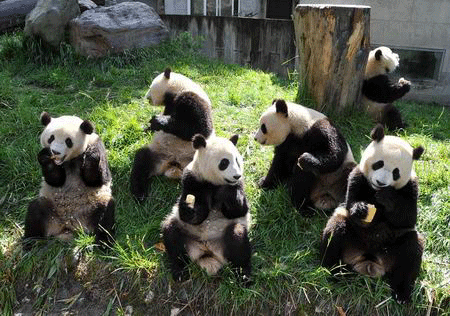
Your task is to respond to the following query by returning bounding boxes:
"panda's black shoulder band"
[192,134,206,149]
[370,124,385,142]
[80,120,94,134]
[40,112,51,126]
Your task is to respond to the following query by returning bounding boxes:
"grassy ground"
[0,32,449,315]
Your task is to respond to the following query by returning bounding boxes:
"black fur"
[40,112,51,126]
[362,75,410,131]
[23,138,114,250]
[162,170,251,282]
[320,167,423,303]
[147,91,213,141]
[260,118,348,216]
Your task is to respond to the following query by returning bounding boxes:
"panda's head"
[254,99,292,146]
[360,124,424,190]
[189,134,243,185]
[39,112,96,165]
[365,46,400,79]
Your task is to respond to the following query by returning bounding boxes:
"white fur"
[145,71,211,107]
[364,46,399,79]
[254,101,325,146]
[360,135,415,190]
[40,115,98,165]
[186,136,243,186]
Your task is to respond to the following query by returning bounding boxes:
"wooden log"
[0,0,38,34]
[292,4,370,113]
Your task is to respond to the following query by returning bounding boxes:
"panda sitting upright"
[162,134,251,283]
[24,112,115,249]
[320,124,424,304]
[362,46,411,131]
[254,99,356,216]
[130,69,214,201]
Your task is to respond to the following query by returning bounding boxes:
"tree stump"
[293,4,371,113]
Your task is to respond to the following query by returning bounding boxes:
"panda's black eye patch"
[65,138,73,148]
[48,135,55,144]
[393,168,400,181]
[372,160,384,170]
[261,124,267,134]
[219,158,229,171]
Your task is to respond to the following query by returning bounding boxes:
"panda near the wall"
[145,68,211,113]
[254,99,356,216]
[23,112,115,249]
[130,90,214,201]
[162,134,251,283]
[362,46,411,131]
[320,124,424,304]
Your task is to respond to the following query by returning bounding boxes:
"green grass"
[0,32,449,315]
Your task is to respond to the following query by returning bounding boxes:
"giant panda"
[23,112,115,249]
[362,46,411,131]
[130,90,214,201]
[145,68,211,113]
[254,99,356,216]
[320,124,424,304]
[161,134,251,283]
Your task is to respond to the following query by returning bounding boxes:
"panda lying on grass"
[23,112,115,249]
[320,124,424,304]
[162,134,251,284]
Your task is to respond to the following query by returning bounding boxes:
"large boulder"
[69,2,169,58]
[24,0,80,47]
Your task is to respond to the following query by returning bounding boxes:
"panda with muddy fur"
[23,112,115,249]
[362,46,411,131]
[145,67,211,112]
[131,74,214,201]
[162,134,251,283]
[320,124,424,304]
[254,99,356,216]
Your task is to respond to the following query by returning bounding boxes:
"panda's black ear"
[192,134,206,149]
[164,68,171,79]
[370,124,385,142]
[412,146,424,160]
[229,134,239,146]
[40,112,51,126]
[274,99,288,117]
[80,120,94,135]
[375,49,383,61]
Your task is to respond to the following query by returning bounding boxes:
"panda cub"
[162,134,251,283]
[254,99,356,216]
[320,124,424,304]
[131,84,214,201]
[24,112,115,249]
[145,67,211,112]
[362,46,411,131]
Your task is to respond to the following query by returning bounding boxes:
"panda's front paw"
[297,153,319,174]
[398,77,411,86]
[349,202,369,223]
[38,148,55,166]
[148,115,163,131]
[258,176,276,190]
[375,187,396,210]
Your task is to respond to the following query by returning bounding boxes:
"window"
[165,0,240,16]
[266,0,293,19]
[393,48,444,81]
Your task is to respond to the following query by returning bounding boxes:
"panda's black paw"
[258,176,276,189]
[297,153,319,173]
[37,148,54,166]
[148,115,164,131]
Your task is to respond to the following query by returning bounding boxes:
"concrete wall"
[302,0,450,104]
[161,15,297,77]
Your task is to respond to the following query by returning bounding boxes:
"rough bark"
[293,4,370,113]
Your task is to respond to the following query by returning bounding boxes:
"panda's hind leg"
[130,146,164,201]
[381,104,407,131]
[92,199,115,249]
[223,223,252,285]
[23,197,54,250]
[289,170,317,216]
[162,218,190,281]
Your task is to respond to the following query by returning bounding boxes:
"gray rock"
[69,2,168,57]
[24,0,80,47]
[78,0,98,13]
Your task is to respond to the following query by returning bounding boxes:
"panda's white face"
[254,105,290,146]
[360,135,414,190]
[191,136,243,186]
[40,114,94,165]
[365,46,400,79]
